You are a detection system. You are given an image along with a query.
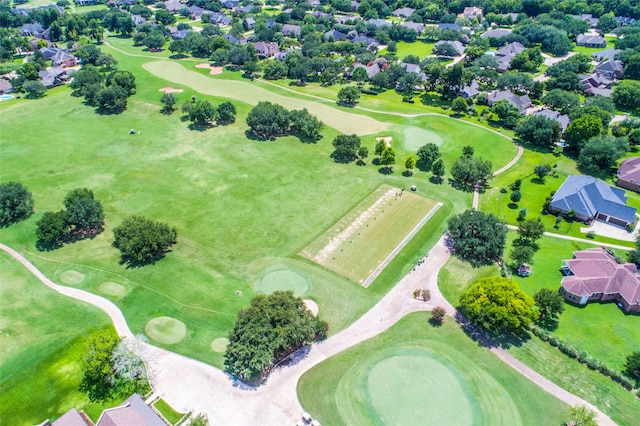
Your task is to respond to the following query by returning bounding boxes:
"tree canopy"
[0,181,34,228]
[624,351,640,386]
[63,187,105,235]
[515,115,561,148]
[224,291,328,382]
[533,288,565,320]
[331,134,361,163]
[450,155,492,188]
[112,215,177,266]
[578,136,628,172]
[459,277,537,333]
[448,210,507,267]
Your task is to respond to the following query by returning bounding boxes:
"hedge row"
[530,324,636,391]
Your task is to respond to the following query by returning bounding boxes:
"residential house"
[495,41,526,72]
[312,11,331,19]
[594,59,623,79]
[324,30,348,41]
[0,79,14,94]
[223,33,240,45]
[366,19,390,28]
[401,22,425,34]
[221,0,239,8]
[76,0,97,6]
[253,41,279,58]
[481,28,512,38]
[19,22,45,37]
[572,14,599,28]
[400,62,427,81]
[164,0,183,13]
[576,33,607,48]
[434,40,465,56]
[616,16,636,26]
[208,12,232,25]
[438,23,462,32]
[350,1,360,11]
[351,34,379,50]
[487,90,532,113]
[282,24,301,37]
[392,7,414,18]
[244,16,255,29]
[502,12,520,22]
[580,72,614,97]
[236,5,257,13]
[274,49,296,61]
[168,27,190,39]
[188,5,205,20]
[458,6,482,20]
[617,157,640,191]
[460,79,480,98]
[533,108,570,133]
[96,394,165,426]
[591,48,621,62]
[131,15,147,26]
[559,248,640,313]
[51,50,77,68]
[352,61,381,79]
[39,408,88,426]
[39,67,72,88]
[550,175,637,227]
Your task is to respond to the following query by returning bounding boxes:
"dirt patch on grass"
[158,87,184,93]
[195,63,223,75]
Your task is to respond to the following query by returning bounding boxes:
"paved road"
[0,241,616,425]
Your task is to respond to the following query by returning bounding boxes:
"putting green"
[257,269,309,297]
[116,192,153,214]
[59,270,85,286]
[402,126,444,152]
[98,282,127,297]
[210,337,229,353]
[145,316,187,345]
[367,355,474,425]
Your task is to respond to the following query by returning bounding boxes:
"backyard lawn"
[298,313,569,426]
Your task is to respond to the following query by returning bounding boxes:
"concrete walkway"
[505,224,633,251]
[0,241,616,425]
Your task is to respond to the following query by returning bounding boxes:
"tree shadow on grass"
[378,166,393,175]
[429,176,443,184]
[188,122,214,132]
[508,203,519,209]
[244,130,276,142]
[455,311,531,350]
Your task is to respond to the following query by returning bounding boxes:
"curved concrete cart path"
[0,242,615,425]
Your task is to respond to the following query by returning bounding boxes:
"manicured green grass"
[153,398,185,424]
[301,185,438,284]
[0,252,120,425]
[437,235,640,425]
[391,40,437,59]
[298,313,569,426]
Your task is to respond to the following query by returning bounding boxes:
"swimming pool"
[0,94,14,101]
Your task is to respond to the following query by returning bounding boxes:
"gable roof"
[551,175,637,224]
[434,40,465,55]
[561,249,640,307]
[96,394,164,426]
[591,48,621,62]
[533,108,570,133]
[497,41,525,57]
[438,23,462,32]
[392,7,415,17]
[460,79,480,97]
[594,59,623,78]
[401,21,425,33]
[324,30,348,41]
[366,19,390,28]
[281,24,301,36]
[487,90,531,113]
[618,157,640,186]
[52,408,88,426]
[576,33,606,47]
[481,28,512,38]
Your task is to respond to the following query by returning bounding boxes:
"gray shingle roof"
[551,175,637,224]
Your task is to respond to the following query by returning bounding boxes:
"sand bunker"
[195,63,223,75]
[159,87,184,93]
[210,337,230,353]
[376,136,393,148]
[304,299,319,316]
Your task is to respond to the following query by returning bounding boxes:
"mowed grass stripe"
[142,61,387,136]
[301,185,437,283]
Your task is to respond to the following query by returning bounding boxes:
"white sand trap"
[211,337,230,353]
[303,299,319,316]
[59,270,85,285]
[159,87,184,93]
[146,317,187,345]
[403,127,443,152]
[99,282,126,297]
[195,63,223,75]
[376,136,393,147]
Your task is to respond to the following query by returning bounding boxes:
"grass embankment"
[153,398,185,424]
[298,312,568,426]
[0,252,121,425]
[438,235,640,425]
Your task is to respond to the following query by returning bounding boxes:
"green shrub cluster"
[530,325,636,391]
